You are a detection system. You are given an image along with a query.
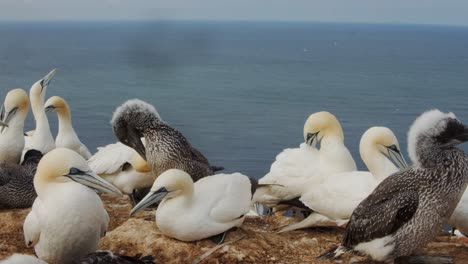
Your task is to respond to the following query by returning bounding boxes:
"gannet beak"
[454,126,468,143]
[0,107,17,132]
[128,134,146,161]
[129,187,168,216]
[385,146,409,170]
[305,132,319,146]
[45,105,56,113]
[67,171,123,196]
[0,120,7,128]
[40,69,57,92]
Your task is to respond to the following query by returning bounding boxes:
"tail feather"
[316,245,346,260]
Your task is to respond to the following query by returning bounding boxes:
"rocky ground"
[1,195,468,263]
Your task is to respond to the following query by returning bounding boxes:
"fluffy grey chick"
[319,109,468,263]
[111,99,222,181]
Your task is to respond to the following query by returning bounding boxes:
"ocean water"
[0,21,467,178]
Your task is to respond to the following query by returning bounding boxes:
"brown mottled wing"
[342,170,419,248]
[190,146,210,165]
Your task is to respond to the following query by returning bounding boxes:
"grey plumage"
[319,110,468,262]
[0,149,43,208]
[111,99,221,181]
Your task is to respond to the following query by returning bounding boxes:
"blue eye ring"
[69,168,80,175]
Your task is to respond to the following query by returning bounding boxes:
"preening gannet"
[320,110,468,263]
[88,141,155,195]
[23,148,122,263]
[0,149,43,208]
[130,169,251,242]
[0,89,29,164]
[278,127,407,233]
[25,69,57,154]
[111,99,223,181]
[45,96,92,159]
[254,111,356,208]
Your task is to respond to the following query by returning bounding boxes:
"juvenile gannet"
[320,109,468,263]
[278,127,407,233]
[0,89,29,164]
[112,99,223,181]
[0,149,43,208]
[254,111,356,208]
[25,69,57,154]
[88,141,155,194]
[45,96,92,159]
[130,169,251,242]
[23,148,122,263]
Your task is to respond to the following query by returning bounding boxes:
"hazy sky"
[2,0,468,26]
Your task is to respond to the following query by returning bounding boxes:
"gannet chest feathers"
[320,109,468,263]
[27,69,57,154]
[45,96,91,159]
[303,111,356,175]
[24,148,121,264]
[112,99,220,181]
[130,169,252,242]
[0,88,29,164]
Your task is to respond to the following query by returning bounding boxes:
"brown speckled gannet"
[111,99,223,181]
[319,109,468,263]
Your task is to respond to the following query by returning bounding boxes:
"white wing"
[300,171,378,220]
[23,199,42,248]
[88,142,135,175]
[196,173,251,223]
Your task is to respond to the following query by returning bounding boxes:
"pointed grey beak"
[45,105,56,113]
[40,69,57,92]
[0,120,7,128]
[129,187,168,216]
[305,132,319,147]
[67,170,122,196]
[1,107,17,132]
[385,146,409,170]
[454,126,468,143]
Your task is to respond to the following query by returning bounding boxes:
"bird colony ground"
[1,195,468,263]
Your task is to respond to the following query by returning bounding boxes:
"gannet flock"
[0,69,467,264]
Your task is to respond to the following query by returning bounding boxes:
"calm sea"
[0,21,467,178]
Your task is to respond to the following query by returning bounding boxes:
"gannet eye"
[387,144,399,153]
[69,167,82,175]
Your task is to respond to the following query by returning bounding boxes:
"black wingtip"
[211,166,225,172]
[316,246,338,260]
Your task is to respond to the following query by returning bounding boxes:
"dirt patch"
[1,195,467,263]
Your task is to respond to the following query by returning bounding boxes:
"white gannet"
[45,96,92,159]
[88,141,155,194]
[0,149,43,208]
[111,99,224,181]
[0,254,47,264]
[23,148,122,263]
[130,169,251,242]
[0,89,29,164]
[278,127,408,233]
[254,111,356,208]
[24,69,57,154]
[450,189,468,236]
[320,109,468,263]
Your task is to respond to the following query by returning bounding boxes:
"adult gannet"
[0,89,29,164]
[88,141,155,194]
[24,69,57,154]
[45,96,92,159]
[254,111,356,208]
[0,149,43,208]
[320,109,468,263]
[112,99,223,181]
[450,189,468,236]
[278,127,408,233]
[23,148,122,263]
[130,169,251,242]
